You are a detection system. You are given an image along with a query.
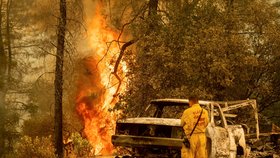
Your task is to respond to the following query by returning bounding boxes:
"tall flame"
[76,1,125,155]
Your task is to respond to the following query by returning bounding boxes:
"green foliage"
[111,0,280,118]
[29,79,54,114]
[0,0,84,156]
[8,133,93,158]
[10,136,55,158]
[22,114,54,138]
[0,105,20,156]
[69,132,93,157]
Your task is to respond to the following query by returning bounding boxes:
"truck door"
[207,103,231,158]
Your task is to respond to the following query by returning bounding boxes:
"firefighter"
[181,95,209,158]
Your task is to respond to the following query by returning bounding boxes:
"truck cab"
[112,99,258,157]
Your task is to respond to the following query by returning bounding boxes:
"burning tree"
[75,0,129,155]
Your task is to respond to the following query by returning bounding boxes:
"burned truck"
[112,99,259,157]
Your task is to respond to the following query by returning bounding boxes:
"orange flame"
[76,1,125,155]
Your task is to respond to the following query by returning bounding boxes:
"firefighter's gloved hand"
[183,137,190,148]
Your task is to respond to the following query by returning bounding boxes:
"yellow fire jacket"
[181,104,209,136]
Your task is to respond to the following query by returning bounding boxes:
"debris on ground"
[247,131,280,158]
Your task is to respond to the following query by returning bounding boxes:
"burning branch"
[98,3,148,67]
[110,4,148,97]
[112,39,137,97]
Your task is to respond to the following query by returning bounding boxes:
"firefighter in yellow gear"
[181,95,209,158]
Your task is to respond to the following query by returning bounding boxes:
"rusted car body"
[112,99,258,157]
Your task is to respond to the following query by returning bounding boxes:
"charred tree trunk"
[54,0,66,157]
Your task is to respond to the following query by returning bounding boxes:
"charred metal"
[112,99,261,157]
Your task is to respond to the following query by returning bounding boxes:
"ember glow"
[76,1,126,155]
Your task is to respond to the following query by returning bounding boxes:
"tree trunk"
[148,0,158,16]
[54,0,66,157]
[0,0,6,156]
[147,0,158,32]
[225,0,234,35]
[140,0,158,105]
[6,0,12,82]
[0,0,6,87]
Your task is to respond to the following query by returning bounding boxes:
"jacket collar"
[191,103,200,108]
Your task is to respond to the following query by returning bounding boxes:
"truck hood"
[117,117,182,127]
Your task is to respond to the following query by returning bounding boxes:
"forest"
[0,0,280,157]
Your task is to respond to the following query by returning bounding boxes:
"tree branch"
[112,39,137,97]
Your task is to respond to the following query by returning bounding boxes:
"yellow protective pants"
[181,133,207,158]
